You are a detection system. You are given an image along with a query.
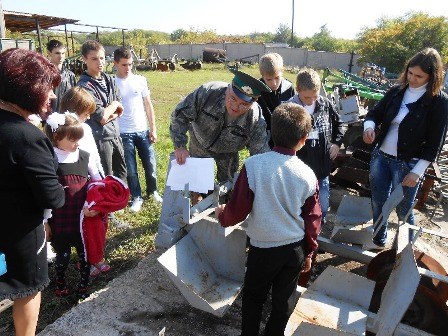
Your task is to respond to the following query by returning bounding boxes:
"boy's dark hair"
[113,46,132,62]
[60,87,96,115]
[44,114,84,146]
[81,40,104,57]
[271,102,311,148]
[46,39,64,52]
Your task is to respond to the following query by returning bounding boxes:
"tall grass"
[0,63,298,335]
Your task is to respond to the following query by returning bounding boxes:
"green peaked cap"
[229,68,271,102]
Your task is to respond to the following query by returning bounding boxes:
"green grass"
[0,63,299,335]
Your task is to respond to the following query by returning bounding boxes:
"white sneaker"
[130,197,144,212]
[151,191,163,203]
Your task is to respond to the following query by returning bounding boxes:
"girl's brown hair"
[60,87,96,115]
[45,114,84,146]
[398,47,444,97]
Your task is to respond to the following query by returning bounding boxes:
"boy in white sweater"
[216,102,322,336]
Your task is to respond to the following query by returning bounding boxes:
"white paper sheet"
[166,158,215,193]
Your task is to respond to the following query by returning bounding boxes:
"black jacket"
[52,67,76,112]
[258,78,295,131]
[295,96,344,179]
[77,72,121,140]
[365,85,448,162]
[0,110,65,239]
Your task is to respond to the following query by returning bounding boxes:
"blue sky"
[1,0,446,39]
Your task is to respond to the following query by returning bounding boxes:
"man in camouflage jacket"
[170,69,271,182]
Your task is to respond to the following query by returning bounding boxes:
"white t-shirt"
[115,73,150,134]
[79,123,105,178]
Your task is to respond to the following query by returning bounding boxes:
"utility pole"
[0,0,6,39]
[290,0,295,47]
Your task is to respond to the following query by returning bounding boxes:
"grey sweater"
[244,151,317,248]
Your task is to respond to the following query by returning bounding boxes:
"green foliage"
[4,29,23,39]
[304,25,338,52]
[248,32,275,43]
[273,23,292,44]
[336,39,360,53]
[357,12,448,73]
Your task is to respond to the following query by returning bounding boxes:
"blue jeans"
[318,177,330,224]
[369,148,421,245]
[121,131,157,198]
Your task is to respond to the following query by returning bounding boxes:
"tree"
[304,24,338,52]
[170,29,188,42]
[273,24,292,44]
[357,12,448,73]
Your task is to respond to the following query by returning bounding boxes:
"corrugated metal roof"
[4,10,78,33]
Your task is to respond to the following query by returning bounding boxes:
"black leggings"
[52,233,90,290]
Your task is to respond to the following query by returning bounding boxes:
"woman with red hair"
[0,48,65,336]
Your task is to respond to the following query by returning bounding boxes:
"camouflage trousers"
[189,132,239,183]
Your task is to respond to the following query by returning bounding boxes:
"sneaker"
[130,196,144,212]
[151,192,163,203]
[91,262,111,276]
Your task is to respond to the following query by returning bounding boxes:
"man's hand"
[363,128,376,144]
[301,257,312,273]
[175,147,189,165]
[215,204,226,219]
[402,172,420,187]
[329,144,340,160]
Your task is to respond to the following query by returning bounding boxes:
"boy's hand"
[115,102,124,117]
[329,144,340,160]
[301,257,312,273]
[215,204,226,219]
[83,207,99,217]
[149,130,157,143]
[44,222,52,241]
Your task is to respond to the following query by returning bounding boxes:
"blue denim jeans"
[369,148,421,245]
[120,130,157,198]
[318,177,330,224]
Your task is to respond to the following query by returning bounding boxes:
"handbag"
[0,252,6,276]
